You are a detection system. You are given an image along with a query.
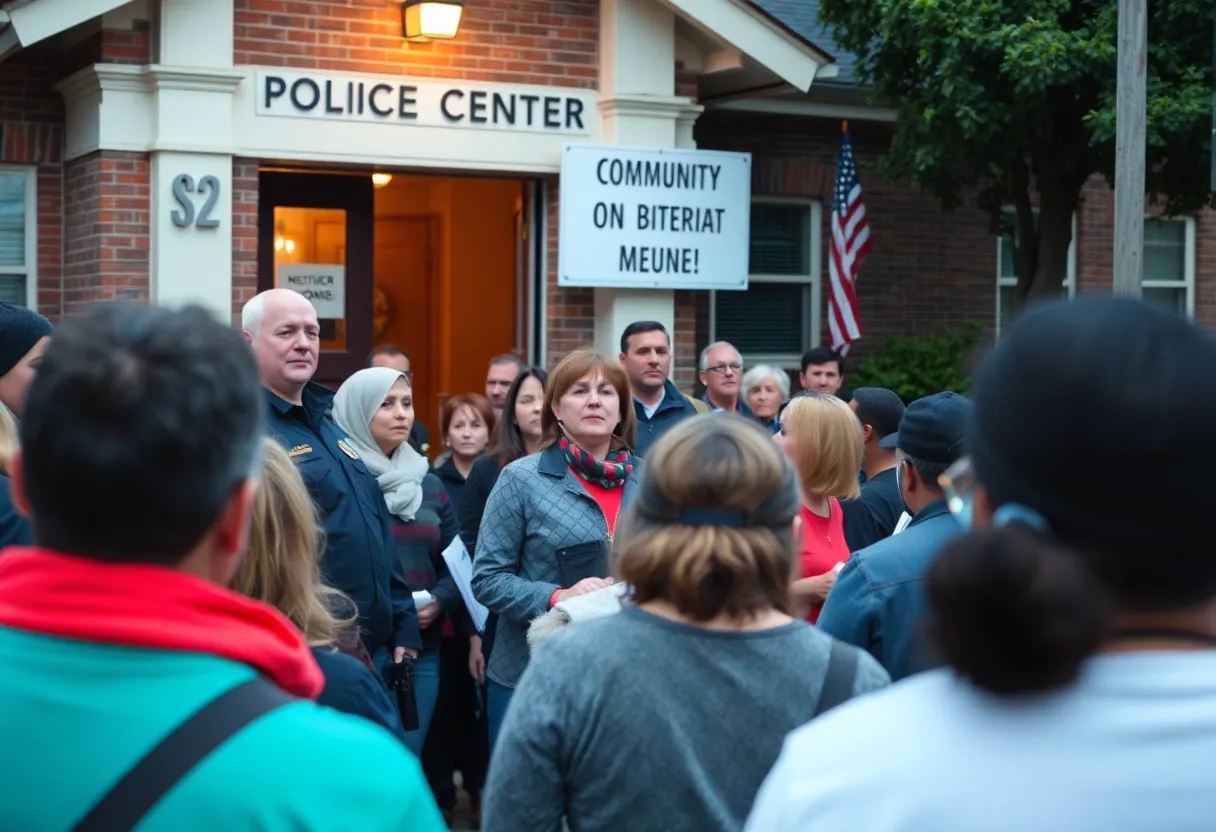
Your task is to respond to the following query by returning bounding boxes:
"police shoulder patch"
[337,439,360,460]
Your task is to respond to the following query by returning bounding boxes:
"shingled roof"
[753,0,858,83]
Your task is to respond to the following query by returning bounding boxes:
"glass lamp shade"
[402,0,463,41]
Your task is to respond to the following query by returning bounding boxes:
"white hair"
[741,364,791,401]
[699,341,742,372]
[241,293,266,337]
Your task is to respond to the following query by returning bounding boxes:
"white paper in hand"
[441,536,489,633]
[411,590,434,608]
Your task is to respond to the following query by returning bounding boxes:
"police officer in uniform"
[0,303,50,548]
[243,289,421,668]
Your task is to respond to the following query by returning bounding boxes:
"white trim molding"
[0,164,39,309]
[58,63,245,160]
[3,0,131,54]
[659,0,835,91]
[1142,215,1196,318]
[712,97,898,123]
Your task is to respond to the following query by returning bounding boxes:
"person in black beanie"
[0,302,52,417]
[0,302,49,550]
[745,295,1216,830]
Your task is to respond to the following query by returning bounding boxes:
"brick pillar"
[231,157,260,326]
[63,151,151,313]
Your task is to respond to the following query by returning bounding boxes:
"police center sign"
[558,145,751,291]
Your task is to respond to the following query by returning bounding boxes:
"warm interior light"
[402,0,463,41]
[273,219,296,255]
[372,173,393,188]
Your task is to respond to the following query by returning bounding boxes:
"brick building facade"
[0,0,1210,408]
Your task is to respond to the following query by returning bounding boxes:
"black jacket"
[632,380,706,459]
[263,384,421,656]
[0,475,31,549]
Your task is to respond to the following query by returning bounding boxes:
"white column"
[147,0,240,321]
[591,0,702,357]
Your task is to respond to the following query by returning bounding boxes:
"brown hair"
[233,438,356,648]
[542,348,636,450]
[441,394,496,443]
[780,392,864,500]
[614,414,801,622]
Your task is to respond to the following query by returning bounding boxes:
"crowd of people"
[0,288,1213,831]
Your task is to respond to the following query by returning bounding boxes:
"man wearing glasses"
[369,345,431,457]
[697,341,753,416]
[817,391,970,681]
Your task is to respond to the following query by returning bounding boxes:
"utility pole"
[1113,0,1147,297]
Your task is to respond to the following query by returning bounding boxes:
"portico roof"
[0,0,131,60]
[665,0,837,96]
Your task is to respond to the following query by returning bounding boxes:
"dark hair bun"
[926,526,1108,695]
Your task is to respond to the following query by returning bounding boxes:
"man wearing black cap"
[0,303,50,548]
[818,391,971,681]
[842,387,906,551]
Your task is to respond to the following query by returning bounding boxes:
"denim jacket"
[817,500,962,681]
[470,443,642,688]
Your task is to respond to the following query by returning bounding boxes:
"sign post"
[557,144,751,291]
[1112,0,1147,297]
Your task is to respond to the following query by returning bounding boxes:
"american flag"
[828,128,870,355]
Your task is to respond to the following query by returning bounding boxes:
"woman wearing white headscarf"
[334,367,462,759]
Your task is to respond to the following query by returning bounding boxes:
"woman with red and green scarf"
[471,348,643,752]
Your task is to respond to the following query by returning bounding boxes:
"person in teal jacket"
[0,302,446,831]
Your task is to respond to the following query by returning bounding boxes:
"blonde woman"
[234,438,407,743]
[773,392,865,622]
[482,414,889,832]
[0,402,16,476]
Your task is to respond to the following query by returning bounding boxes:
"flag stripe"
[828,131,869,355]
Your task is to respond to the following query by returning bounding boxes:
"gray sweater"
[482,606,890,832]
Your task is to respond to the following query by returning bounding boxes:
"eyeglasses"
[938,456,976,519]
[705,363,743,375]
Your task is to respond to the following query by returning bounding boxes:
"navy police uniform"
[264,384,421,660]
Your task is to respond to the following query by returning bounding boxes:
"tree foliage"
[818,0,1214,307]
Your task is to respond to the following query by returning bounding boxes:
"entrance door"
[374,217,436,433]
[258,171,374,385]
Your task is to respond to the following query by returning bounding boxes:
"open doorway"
[372,173,535,450]
[258,169,540,455]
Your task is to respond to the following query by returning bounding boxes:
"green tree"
[818,0,1214,310]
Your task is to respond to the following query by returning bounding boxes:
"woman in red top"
[774,392,864,622]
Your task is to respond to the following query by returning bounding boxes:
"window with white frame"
[1142,216,1195,317]
[996,208,1077,335]
[710,199,821,368]
[0,166,35,307]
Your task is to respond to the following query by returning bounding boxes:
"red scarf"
[0,547,324,699]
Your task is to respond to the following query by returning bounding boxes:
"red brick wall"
[63,151,150,312]
[1196,210,1216,325]
[543,177,595,364]
[232,158,260,325]
[234,0,597,88]
[696,111,997,364]
[0,45,63,320]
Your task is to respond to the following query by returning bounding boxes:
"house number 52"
[170,174,221,229]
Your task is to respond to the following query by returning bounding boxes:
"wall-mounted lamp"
[372,173,393,188]
[273,219,296,254]
[402,0,463,42]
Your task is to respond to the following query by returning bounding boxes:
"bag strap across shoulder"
[73,677,296,832]
[814,641,861,718]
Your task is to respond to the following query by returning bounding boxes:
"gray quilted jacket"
[471,443,642,688]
